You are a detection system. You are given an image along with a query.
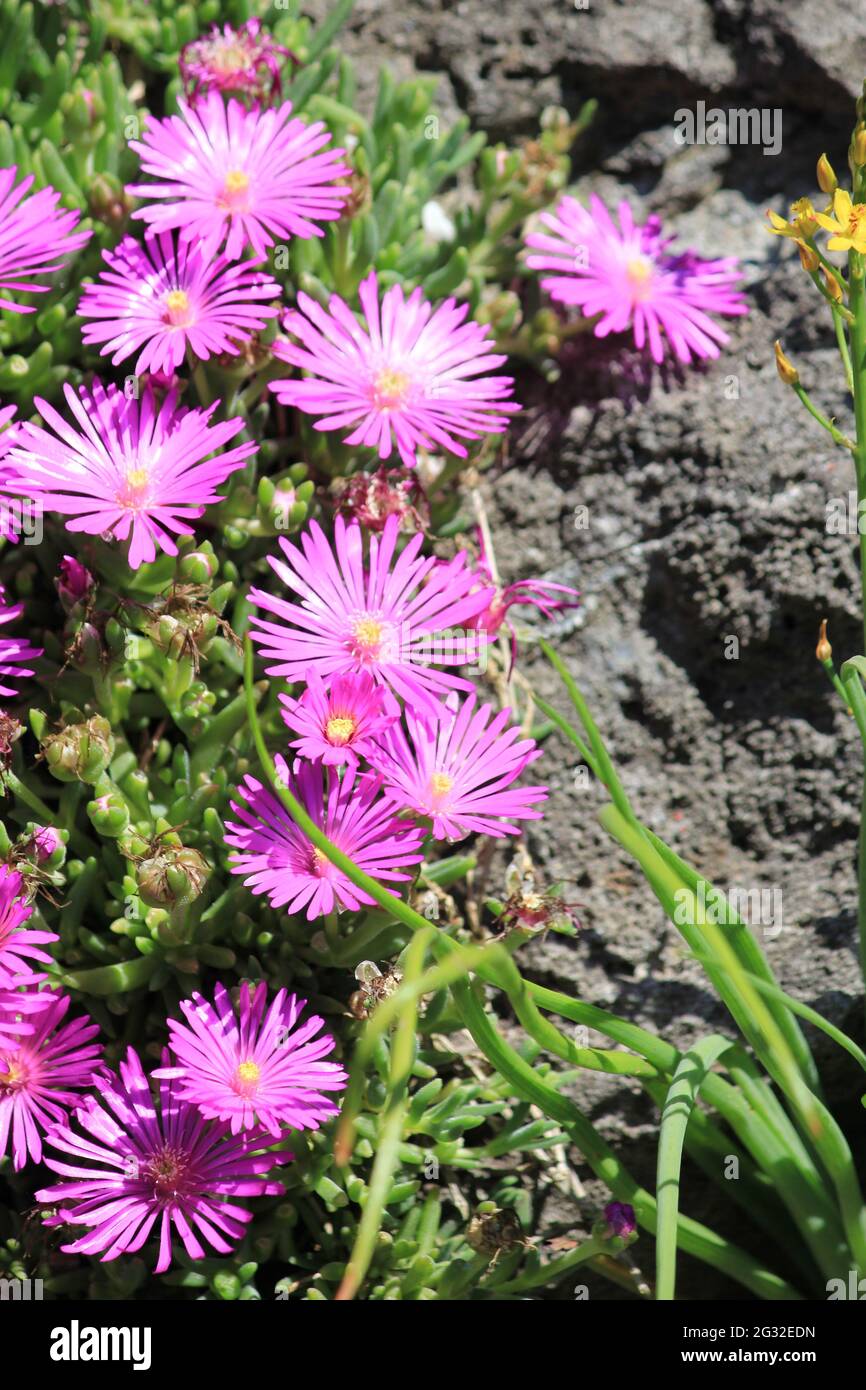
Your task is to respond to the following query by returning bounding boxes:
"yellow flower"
[767,197,819,240]
[814,188,866,253]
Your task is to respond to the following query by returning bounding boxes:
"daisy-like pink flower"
[77,232,281,376]
[4,380,256,569]
[180,18,295,105]
[279,669,397,768]
[249,513,495,718]
[0,991,102,1169]
[0,168,90,313]
[270,271,519,468]
[371,693,547,841]
[525,195,747,365]
[155,982,346,1137]
[225,757,425,920]
[0,865,56,988]
[0,589,42,697]
[36,1047,290,1273]
[127,92,350,261]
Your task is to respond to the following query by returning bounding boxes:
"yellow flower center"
[791,197,817,233]
[0,1058,24,1088]
[845,204,866,237]
[233,1060,261,1098]
[164,289,192,327]
[213,43,249,73]
[430,772,453,798]
[220,169,251,211]
[117,466,150,508]
[626,257,654,300]
[372,367,411,411]
[325,715,357,745]
[310,846,331,877]
[350,616,384,661]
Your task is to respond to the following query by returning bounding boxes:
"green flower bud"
[137,844,210,909]
[177,549,219,584]
[87,790,130,839]
[43,716,115,784]
[87,173,134,230]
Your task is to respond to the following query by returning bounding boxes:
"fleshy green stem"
[846,252,866,1005]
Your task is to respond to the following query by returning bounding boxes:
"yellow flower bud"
[816,619,832,663]
[774,339,800,387]
[797,240,820,272]
[823,267,844,301]
[854,130,866,167]
[817,154,838,194]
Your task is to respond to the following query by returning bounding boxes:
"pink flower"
[155,982,346,1137]
[4,380,256,569]
[36,1047,290,1273]
[0,991,102,1169]
[0,167,90,313]
[127,92,350,261]
[0,590,42,697]
[525,195,747,364]
[0,866,57,988]
[180,18,296,105]
[467,527,580,669]
[77,232,281,376]
[270,271,519,467]
[30,826,62,862]
[279,669,397,768]
[56,554,94,610]
[249,514,495,718]
[225,757,425,920]
[371,693,547,841]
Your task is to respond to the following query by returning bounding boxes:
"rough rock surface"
[308,0,866,1297]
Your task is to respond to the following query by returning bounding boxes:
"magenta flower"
[30,826,62,862]
[127,93,350,261]
[0,991,102,1169]
[467,527,579,670]
[0,590,42,697]
[225,757,425,919]
[603,1201,637,1239]
[37,1048,290,1273]
[0,866,56,988]
[56,554,94,610]
[78,232,281,376]
[155,982,346,1137]
[4,380,256,569]
[0,168,90,313]
[525,195,747,365]
[249,514,495,718]
[279,669,397,768]
[372,694,547,841]
[180,18,295,105]
[270,271,519,468]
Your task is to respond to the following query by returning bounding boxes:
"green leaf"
[656,1035,732,1300]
